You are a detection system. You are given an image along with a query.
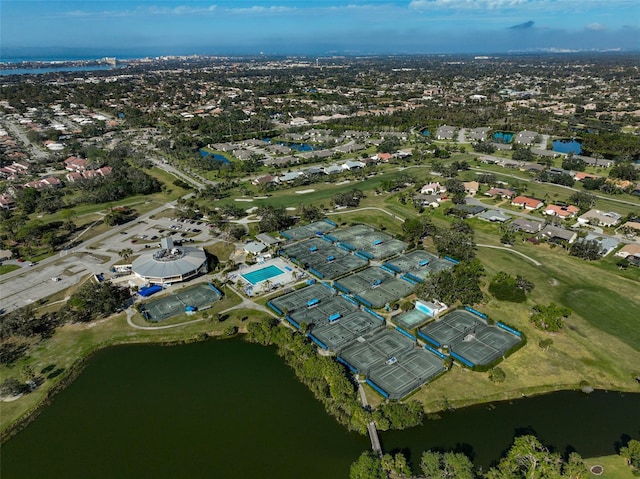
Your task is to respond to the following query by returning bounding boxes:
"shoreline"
[2,325,637,445]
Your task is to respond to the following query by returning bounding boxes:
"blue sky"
[2,0,639,58]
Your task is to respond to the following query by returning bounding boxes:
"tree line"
[350,434,640,478]
[246,317,424,434]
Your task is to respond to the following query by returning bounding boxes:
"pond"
[277,141,314,152]
[198,149,230,163]
[2,339,639,478]
[493,131,514,143]
[552,139,582,155]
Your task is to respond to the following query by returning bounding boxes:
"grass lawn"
[29,167,189,226]
[584,455,636,479]
[204,241,236,263]
[0,264,21,275]
[0,288,269,437]
[409,229,640,412]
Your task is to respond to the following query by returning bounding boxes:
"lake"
[1,339,639,478]
[553,139,582,155]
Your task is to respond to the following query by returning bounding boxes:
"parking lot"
[0,208,222,314]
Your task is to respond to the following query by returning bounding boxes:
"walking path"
[476,244,542,266]
[358,383,383,457]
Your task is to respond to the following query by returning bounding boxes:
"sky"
[1,0,639,59]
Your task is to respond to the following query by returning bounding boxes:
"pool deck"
[231,257,301,296]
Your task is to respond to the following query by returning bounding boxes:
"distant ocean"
[0,65,121,76]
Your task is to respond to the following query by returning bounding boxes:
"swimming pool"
[241,265,285,285]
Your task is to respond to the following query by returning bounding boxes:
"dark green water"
[2,339,639,478]
[0,339,369,479]
[382,390,640,470]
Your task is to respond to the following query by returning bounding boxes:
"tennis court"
[269,283,335,314]
[289,295,359,328]
[419,309,481,347]
[281,220,336,241]
[310,310,384,352]
[331,225,407,259]
[450,326,522,366]
[369,349,445,399]
[386,250,439,273]
[418,309,523,366]
[386,251,454,281]
[140,283,222,322]
[282,238,367,280]
[336,267,415,308]
[393,308,433,330]
[339,329,414,375]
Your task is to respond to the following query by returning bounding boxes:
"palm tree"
[118,248,133,262]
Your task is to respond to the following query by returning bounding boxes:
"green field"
[0,264,21,275]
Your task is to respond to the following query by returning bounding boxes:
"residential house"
[574,172,601,181]
[449,204,486,218]
[485,187,515,199]
[577,209,621,228]
[499,159,520,168]
[396,149,413,158]
[0,161,30,179]
[413,194,441,208]
[478,210,511,223]
[578,155,614,168]
[631,184,640,196]
[614,243,640,259]
[64,156,89,172]
[463,181,479,196]
[620,221,640,233]
[421,182,447,195]
[252,175,279,187]
[584,234,619,257]
[342,160,366,170]
[605,178,634,190]
[374,152,393,162]
[435,125,456,140]
[514,130,539,145]
[511,195,544,210]
[279,171,305,182]
[539,225,577,244]
[66,166,113,183]
[324,165,343,175]
[467,127,491,142]
[543,204,580,219]
[0,193,15,210]
[521,163,546,174]
[511,218,544,233]
[24,176,63,189]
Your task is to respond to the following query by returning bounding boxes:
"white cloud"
[409,0,530,10]
[63,4,218,18]
[409,0,639,11]
[586,23,607,31]
[226,6,295,15]
[147,5,218,15]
